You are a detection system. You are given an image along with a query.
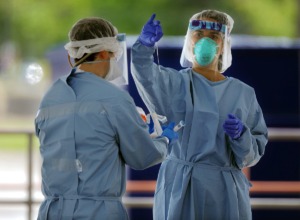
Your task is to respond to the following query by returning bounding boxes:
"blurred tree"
[0,0,298,58]
[8,0,93,57]
[228,0,296,37]
[0,2,12,42]
[89,0,226,35]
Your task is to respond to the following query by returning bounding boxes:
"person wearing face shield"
[131,10,268,220]
[35,17,179,220]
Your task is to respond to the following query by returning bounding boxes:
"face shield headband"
[64,36,123,59]
[189,20,227,34]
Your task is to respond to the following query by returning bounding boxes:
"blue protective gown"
[131,41,268,220]
[35,68,168,220]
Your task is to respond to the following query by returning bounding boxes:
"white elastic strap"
[150,112,163,135]
[64,37,121,59]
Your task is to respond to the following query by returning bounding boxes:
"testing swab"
[174,120,185,132]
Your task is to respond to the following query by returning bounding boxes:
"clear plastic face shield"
[180,13,233,73]
[64,33,128,86]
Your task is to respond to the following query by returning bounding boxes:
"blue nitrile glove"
[148,116,154,134]
[223,114,244,139]
[138,13,163,47]
[161,122,179,143]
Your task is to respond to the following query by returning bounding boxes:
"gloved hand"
[138,13,163,47]
[223,114,244,139]
[161,122,179,143]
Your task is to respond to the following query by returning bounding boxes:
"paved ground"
[0,151,42,220]
[0,151,151,220]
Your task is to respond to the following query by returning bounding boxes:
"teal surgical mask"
[194,37,218,66]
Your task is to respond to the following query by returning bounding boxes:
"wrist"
[138,36,155,47]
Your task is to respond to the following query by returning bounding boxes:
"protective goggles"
[189,20,227,34]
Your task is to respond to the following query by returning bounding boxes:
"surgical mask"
[194,37,218,66]
[83,58,122,82]
[105,59,122,81]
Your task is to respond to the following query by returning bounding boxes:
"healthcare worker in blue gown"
[35,17,178,220]
[131,10,268,220]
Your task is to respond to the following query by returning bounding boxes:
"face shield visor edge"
[64,34,128,86]
[180,19,232,73]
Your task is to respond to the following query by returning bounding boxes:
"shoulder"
[179,68,191,74]
[228,77,255,94]
[40,78,73,108]
[164,67,191,81]
[111,88,135,105]
[90,82,135,109]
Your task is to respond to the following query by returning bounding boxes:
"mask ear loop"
[68,54,74,68]
[68,53,94,68]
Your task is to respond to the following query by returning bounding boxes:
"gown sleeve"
[109,96,168,170]
[131,40,183,116]
[230,93,268,169]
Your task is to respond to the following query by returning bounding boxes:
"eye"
[211,35,219,40]
[193,31,204,38]
[211,34,222,41]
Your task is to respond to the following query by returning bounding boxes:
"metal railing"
[0,127,300,219]
[0,128,34,220]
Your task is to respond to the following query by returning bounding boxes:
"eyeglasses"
[189,20,226,34]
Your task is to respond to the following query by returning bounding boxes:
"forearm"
[131,40,178,115]
[230,125,268,169]
[131,40,167,89]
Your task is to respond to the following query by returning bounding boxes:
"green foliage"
[0,0,298,58]
[0,134,39,151]
[229,0,297,37]
[7,0,93,57]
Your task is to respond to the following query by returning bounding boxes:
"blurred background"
[0,0,300,219]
